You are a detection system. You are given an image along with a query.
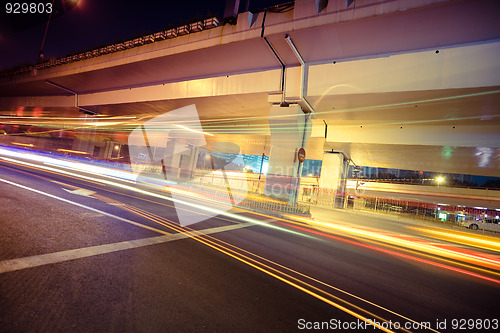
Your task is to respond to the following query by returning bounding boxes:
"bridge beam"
[264,105,311,204]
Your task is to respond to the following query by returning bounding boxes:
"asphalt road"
[1,155,499,333]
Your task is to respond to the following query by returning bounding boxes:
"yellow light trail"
[0,152,311,240]
[57,149,89,155]
[107,201,424,333]
[0,157,105,186]
[282,215,500,271]
[2,147,496,329]
[6,145,497,282]
[281,215,500,283]
[175,124,214,136]
[0,177,171,236]
[409,227,500,253]
[297,220,500,281]
[17,173,417,333]
[12,142,34,147]
[0,152,450,331]
[4,147,497,286]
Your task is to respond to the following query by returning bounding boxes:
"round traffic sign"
[297,148,306,163]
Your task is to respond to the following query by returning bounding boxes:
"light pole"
[38,0,56,63]
[255,153,266,194]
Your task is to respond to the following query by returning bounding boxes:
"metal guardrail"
[1,17,220,78]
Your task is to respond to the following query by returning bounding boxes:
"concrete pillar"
[319,152,349,208]
[159,142,201,182]
[72,113,96,154]
[128,105,207,184]
[264,104,312,204]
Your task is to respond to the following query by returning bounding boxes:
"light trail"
[7,167,419,333]
[106,199,430,333]
[0,156,105,186]
[284,222,500,285]
[0,222,252,274]
[0,162,410,331]
[192,89,500,127]
[12,142,35,147]
[0,151,313,240]
[279,216,500,284]
[174,124,214,136]
[57,149,89,155]
[0,177,171,236]
[410,227,500,253]
[0,147,137,182]
[281,215,500,272]
[4,148,498,285]
[1,147,496,331]
[4,147,498,287]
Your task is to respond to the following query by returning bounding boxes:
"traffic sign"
[297,148,306,163]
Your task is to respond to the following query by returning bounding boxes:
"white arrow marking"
[63,188,96,197]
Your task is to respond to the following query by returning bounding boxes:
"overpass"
[1,0,499,204]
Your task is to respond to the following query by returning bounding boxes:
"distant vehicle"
[460,218,500,232]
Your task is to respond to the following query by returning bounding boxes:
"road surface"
[0,153,499,332]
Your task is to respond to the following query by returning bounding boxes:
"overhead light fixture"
[165,28,177,38]
[204,17,219,28]
[189,21,203,32]
[175,124,213,136]
[132,37,144,46]
[57,149,89,155]
[144,34,155,44]
[154,31,166,40]
[177,25,190,35]
[124,41,134,49]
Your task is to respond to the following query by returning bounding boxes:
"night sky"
[0,0,286,70]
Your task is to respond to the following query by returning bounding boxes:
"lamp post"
[38,0,56,63]
[436,176,445,187]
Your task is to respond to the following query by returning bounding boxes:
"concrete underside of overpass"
[1,0,499,177]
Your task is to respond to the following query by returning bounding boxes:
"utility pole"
[38,0,55,63]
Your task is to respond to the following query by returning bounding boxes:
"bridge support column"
[72,113,98,157]
[319,152,349,209]
[264,105,311,204]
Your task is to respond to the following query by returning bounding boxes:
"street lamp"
[38,0,55,63]
[38,0,80,63]
[204,153,211,169]
[436,176,445,187]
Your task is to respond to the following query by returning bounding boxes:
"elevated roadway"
[0,0,499,177]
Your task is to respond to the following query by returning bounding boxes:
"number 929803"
[5,2,53,15]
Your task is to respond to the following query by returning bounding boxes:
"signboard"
[297,148,306,163]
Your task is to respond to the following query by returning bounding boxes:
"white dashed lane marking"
[0,223,252,274]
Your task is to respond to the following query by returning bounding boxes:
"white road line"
[0,177,170,235]
[0,155,311,239]
[63,188,97,197]
[0,223,253,274]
